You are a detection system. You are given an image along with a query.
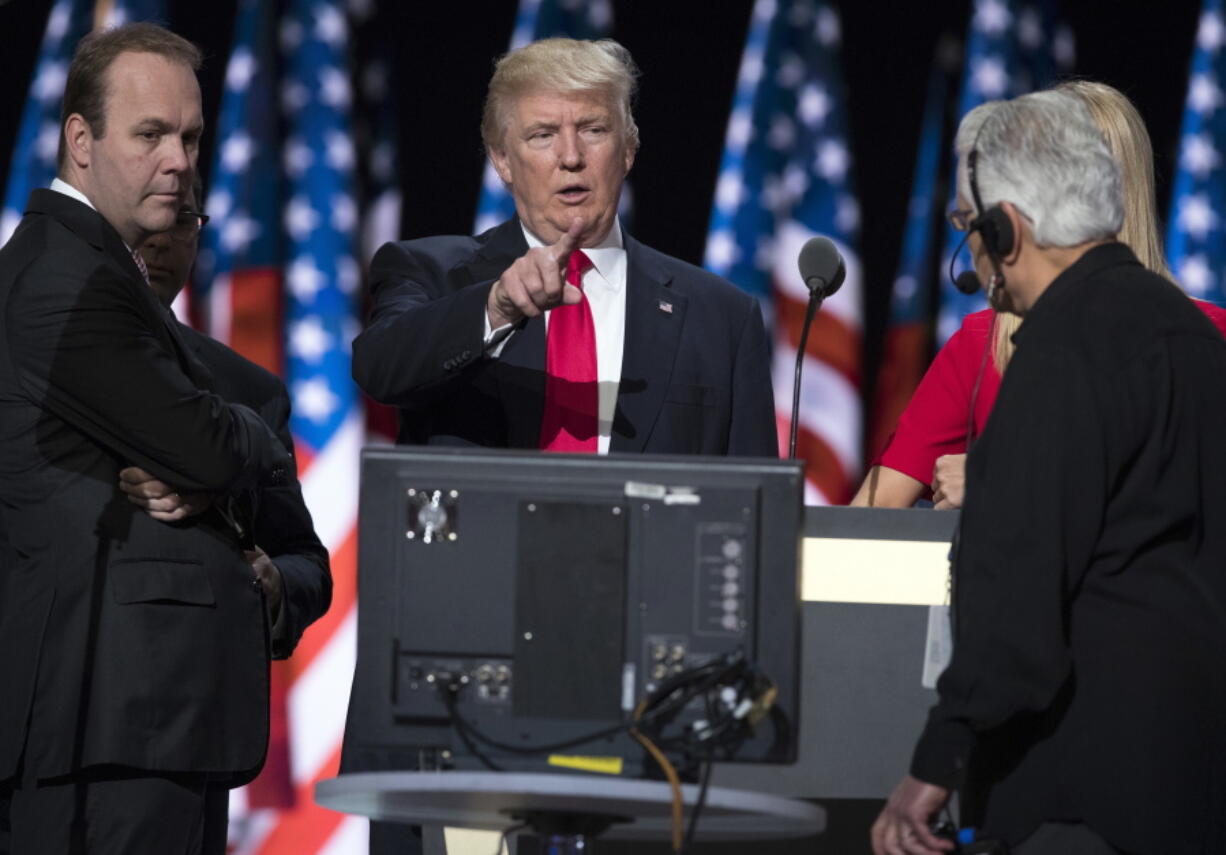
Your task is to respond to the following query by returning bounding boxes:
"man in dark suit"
[349,37,777,855]
[132,179,331,662]
[872,90,1226,855]
[352,37,777,459]
[0,24,295,854]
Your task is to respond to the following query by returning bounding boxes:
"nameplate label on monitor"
[801,537,950,606]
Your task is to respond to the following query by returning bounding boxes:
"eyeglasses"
[170,209,209,241]
[947,207,975,232]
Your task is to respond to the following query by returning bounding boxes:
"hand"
[932,454,967,510]
[247,546,284,619]
[119,467,213,522]
[487,218,586,328]
[870,775,954,855]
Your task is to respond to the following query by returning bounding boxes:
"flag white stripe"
[771,343,861,474]
[208,272,233,345]
[288,605,357,787]
[226,806,279,854]
[299,411,363,553]
[317,816,370,855]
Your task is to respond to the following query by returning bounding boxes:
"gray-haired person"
[872,90,1226,855]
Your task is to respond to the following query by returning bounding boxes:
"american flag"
[938,0,1073,343]
[196,0,366,851]
[473,0,614,235]
[351,0,402,444]
[351,2,401,271]
[868,42,954,461]
[0,0,92,246]
[1166,0,1226,304]
[704,0,862,505]
[93,0,165,27]
[194,0,284,367]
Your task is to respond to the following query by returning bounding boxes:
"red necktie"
[539,250,598,452]
[131,247,151,286]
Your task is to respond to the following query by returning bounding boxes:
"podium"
[711,505,955,799]
[319,505,957,853]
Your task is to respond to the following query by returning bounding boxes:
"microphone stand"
[788,288,824,460]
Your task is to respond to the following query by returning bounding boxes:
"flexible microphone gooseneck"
[789,236,846,460]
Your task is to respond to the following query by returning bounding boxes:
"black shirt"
[911,243,1226,854]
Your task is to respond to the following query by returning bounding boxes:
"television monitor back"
[343,447,804,778]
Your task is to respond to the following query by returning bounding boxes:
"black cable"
[492,821,527,855]
[447,705,504,771]
[439,652,773,770]
[963,310,995,453]
[440,679,632,756]
[638,656,748,732]
[681,758,714,853]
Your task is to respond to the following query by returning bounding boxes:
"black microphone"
[797,236,846,298]
[789,236,846,460]
[955,270,982,295]
[947,228,982,295]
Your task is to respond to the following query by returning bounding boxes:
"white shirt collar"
[50,177,144,256]
[519,216,626,285]
[50,177,96,211]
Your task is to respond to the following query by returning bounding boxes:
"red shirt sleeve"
[877,310,1003,487]
[1192,298,1226,337]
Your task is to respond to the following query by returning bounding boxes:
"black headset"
[967,147,1015,261]
[950,136,1015,296]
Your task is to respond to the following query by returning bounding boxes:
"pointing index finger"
[550,218,585,269]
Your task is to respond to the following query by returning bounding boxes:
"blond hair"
[481,38,640,155]
[991,80,1172,373]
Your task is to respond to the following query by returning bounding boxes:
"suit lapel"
[611,235,687,453]
[452,219,547,448]
[31,190,216,392]
[30,190,149,291]
[98,220,218,392]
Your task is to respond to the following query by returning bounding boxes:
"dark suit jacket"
[352,218,777,457]
[177,323,331,660]
[0,190,292,786]
[911,245,1226,854]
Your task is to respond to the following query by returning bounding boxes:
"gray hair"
[955,90,1123,248]
[481,37,640,154]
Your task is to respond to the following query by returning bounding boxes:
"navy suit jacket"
[352,218,778,457]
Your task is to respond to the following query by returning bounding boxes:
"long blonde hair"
[991,80,1172,372]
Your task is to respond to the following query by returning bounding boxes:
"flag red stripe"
[246,662,297,808]
[229,269,284,376]
[775,293,862,387]
[869,323,929,461]
[251,743,347,855]
[791,419,855,504]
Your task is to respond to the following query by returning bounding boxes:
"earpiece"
[971,205,1014,259]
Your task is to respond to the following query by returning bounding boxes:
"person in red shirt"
[852,80,1226,509]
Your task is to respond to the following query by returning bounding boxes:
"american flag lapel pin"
[658,299,673,314]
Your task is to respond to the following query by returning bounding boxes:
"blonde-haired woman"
[853,80,1226,508]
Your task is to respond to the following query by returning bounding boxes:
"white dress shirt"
[51,177,95,210]
[483,218,628,454]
